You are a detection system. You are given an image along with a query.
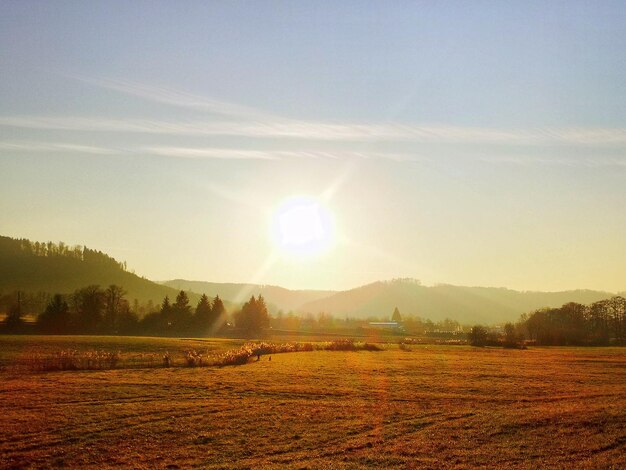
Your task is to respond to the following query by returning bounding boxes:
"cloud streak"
[2,114,626,146]
[141,146,422,161]
[2,139,625,167]
[143,147,280,160]
[0,141,118,155]
[70,75,284,122]
[0,140,419,162]
[67,76,626,146]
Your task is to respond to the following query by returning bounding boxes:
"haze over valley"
[1,235,620,324]
[2,2,625,468]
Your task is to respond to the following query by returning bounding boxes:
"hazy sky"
[1,1,626,292]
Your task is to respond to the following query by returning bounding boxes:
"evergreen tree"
[194,294,212,335]
[255,295,270,330]
[171,290,192,333]
[392,306,402,322]
[211,295,226,330]
[160,295,172,331]
[161,295,171,312]
[173,290,190,313]
[235,295,269,334]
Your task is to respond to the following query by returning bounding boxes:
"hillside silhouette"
[2,235,620,324]
[0,236,192,305]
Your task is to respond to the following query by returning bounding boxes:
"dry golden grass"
[1,336,625,468]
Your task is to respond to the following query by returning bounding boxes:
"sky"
[1,1,626,292]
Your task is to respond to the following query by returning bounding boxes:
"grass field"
[1,336,625,468]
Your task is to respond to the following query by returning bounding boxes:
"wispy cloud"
[141,146,419,161]
[69,75,284,122]
[0,140,420,162]
[2,139,625,167]
[0,141,118,155]
[66,76,626,146]
[143,147,280,160]
[2,114,626,146]
[478,155,626,168]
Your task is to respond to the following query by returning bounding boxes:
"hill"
[0,236,190,308]
[297,279,616,323]
[2,235,618,324]
[160,279,334,313]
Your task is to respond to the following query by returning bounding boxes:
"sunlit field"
[1,336,624,468]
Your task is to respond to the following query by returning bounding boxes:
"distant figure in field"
[269,356,271,361]
[257,353,261,361]
[163,352,171,368]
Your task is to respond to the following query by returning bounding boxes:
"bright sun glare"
[271,196,335,257]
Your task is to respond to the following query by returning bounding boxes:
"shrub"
[185,350,203,367]
[322,339,383,351]
[25,349,121,371]
[324,339,357,351]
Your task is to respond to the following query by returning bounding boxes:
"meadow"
[1,336,625,468]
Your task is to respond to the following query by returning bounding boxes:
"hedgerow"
[16,339,383,371]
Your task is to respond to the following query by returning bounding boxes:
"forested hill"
[0,236,187,305]
[161,279,335,313]
[298,280,617,324]
[3,235,620,324]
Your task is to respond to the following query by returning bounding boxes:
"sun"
[270,196,335,257]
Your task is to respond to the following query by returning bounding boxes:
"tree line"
[469,296,626,346]
[0,291,471,338]
[0,236,127,271]
[3,280,626,345]
[520,297,625,345]
[2,283,276,337]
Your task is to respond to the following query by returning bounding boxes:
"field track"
[1,337,625,468]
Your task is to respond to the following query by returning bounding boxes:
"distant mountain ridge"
[1,235,620,324]
[297,280,617,324]
[163,278,618,324]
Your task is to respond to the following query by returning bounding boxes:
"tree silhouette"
[256,295,270,328]
[194,294,212,335]
[235,295,269,334]
[104,284,127,333]
[171,290,192,333]
[503,323,522,348]
[38,294,70,334]
[73,285,105,333]
[211,295,226,331]
[161,295,171,313]
[159,295,173,331]
[468,325,488,346]
[392,307,402,322]
[521,297,626,345]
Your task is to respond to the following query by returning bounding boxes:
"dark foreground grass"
[0,336,625,468]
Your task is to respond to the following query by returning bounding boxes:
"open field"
[1,336,625,468]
